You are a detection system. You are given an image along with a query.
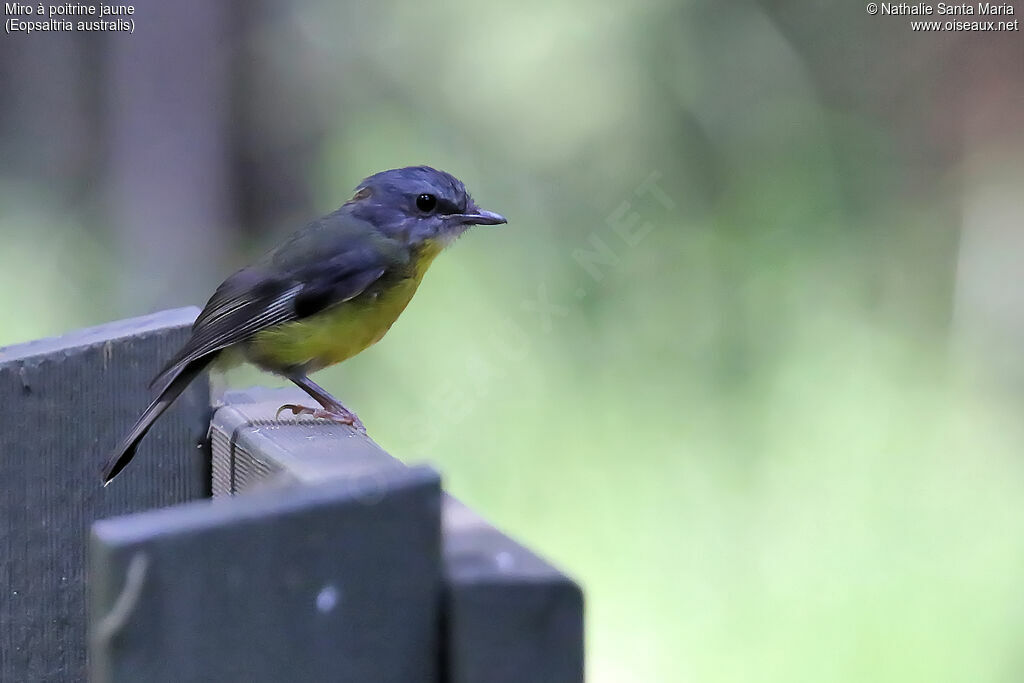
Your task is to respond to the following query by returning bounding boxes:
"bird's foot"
[275,403,366,433]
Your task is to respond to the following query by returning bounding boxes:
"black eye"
[416,194,437,213]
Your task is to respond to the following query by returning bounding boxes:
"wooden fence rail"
[0,309,583,682]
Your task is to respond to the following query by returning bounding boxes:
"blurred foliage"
[2,0,1024,680]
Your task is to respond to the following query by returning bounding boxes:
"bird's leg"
[276,374,366,433]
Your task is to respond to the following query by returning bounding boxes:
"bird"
[102,166,506,485]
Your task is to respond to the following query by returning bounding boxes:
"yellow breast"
[245,240,443,372]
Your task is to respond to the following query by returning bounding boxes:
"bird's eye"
[416,193,438,213]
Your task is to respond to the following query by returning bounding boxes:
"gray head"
[345,166,506,246]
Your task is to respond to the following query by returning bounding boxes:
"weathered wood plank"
[89,466,442,682]
[0,307,210,682]
[208,387,585,683]
[443,498,585,683]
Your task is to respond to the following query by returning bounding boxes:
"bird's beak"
[454,209,507,226]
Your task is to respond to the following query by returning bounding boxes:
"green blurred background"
[3,1,1024,680]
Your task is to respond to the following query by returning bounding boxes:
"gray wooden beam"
[209,387,585,683]
[0,307,210,682]
[89,466,442,683]
[208,387,403,496]
[443,498,584,683]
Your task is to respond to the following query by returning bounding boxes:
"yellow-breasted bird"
[102,166,506,485]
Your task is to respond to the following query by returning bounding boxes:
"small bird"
[102,166,506,485]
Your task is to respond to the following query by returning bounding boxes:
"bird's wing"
[150,217,407,391]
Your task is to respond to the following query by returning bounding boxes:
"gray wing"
[149,217,406,391]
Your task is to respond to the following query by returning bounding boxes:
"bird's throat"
[411,237,445,277]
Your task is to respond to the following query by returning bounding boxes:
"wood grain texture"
[0,307,210,682]
[442,497,585,683]
[208,387,585,683]
[89,466,442,683]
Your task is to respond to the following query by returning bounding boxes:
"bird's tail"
[101,359,210,486]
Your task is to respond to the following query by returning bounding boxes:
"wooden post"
[1,313,583,681]
[89,467,442,682]
[208,388,585,683]
[0,308,210,682]
[443,498,585,683]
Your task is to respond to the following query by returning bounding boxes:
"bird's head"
[345,166,506,247]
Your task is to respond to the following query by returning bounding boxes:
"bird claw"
[275,403,366,433]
